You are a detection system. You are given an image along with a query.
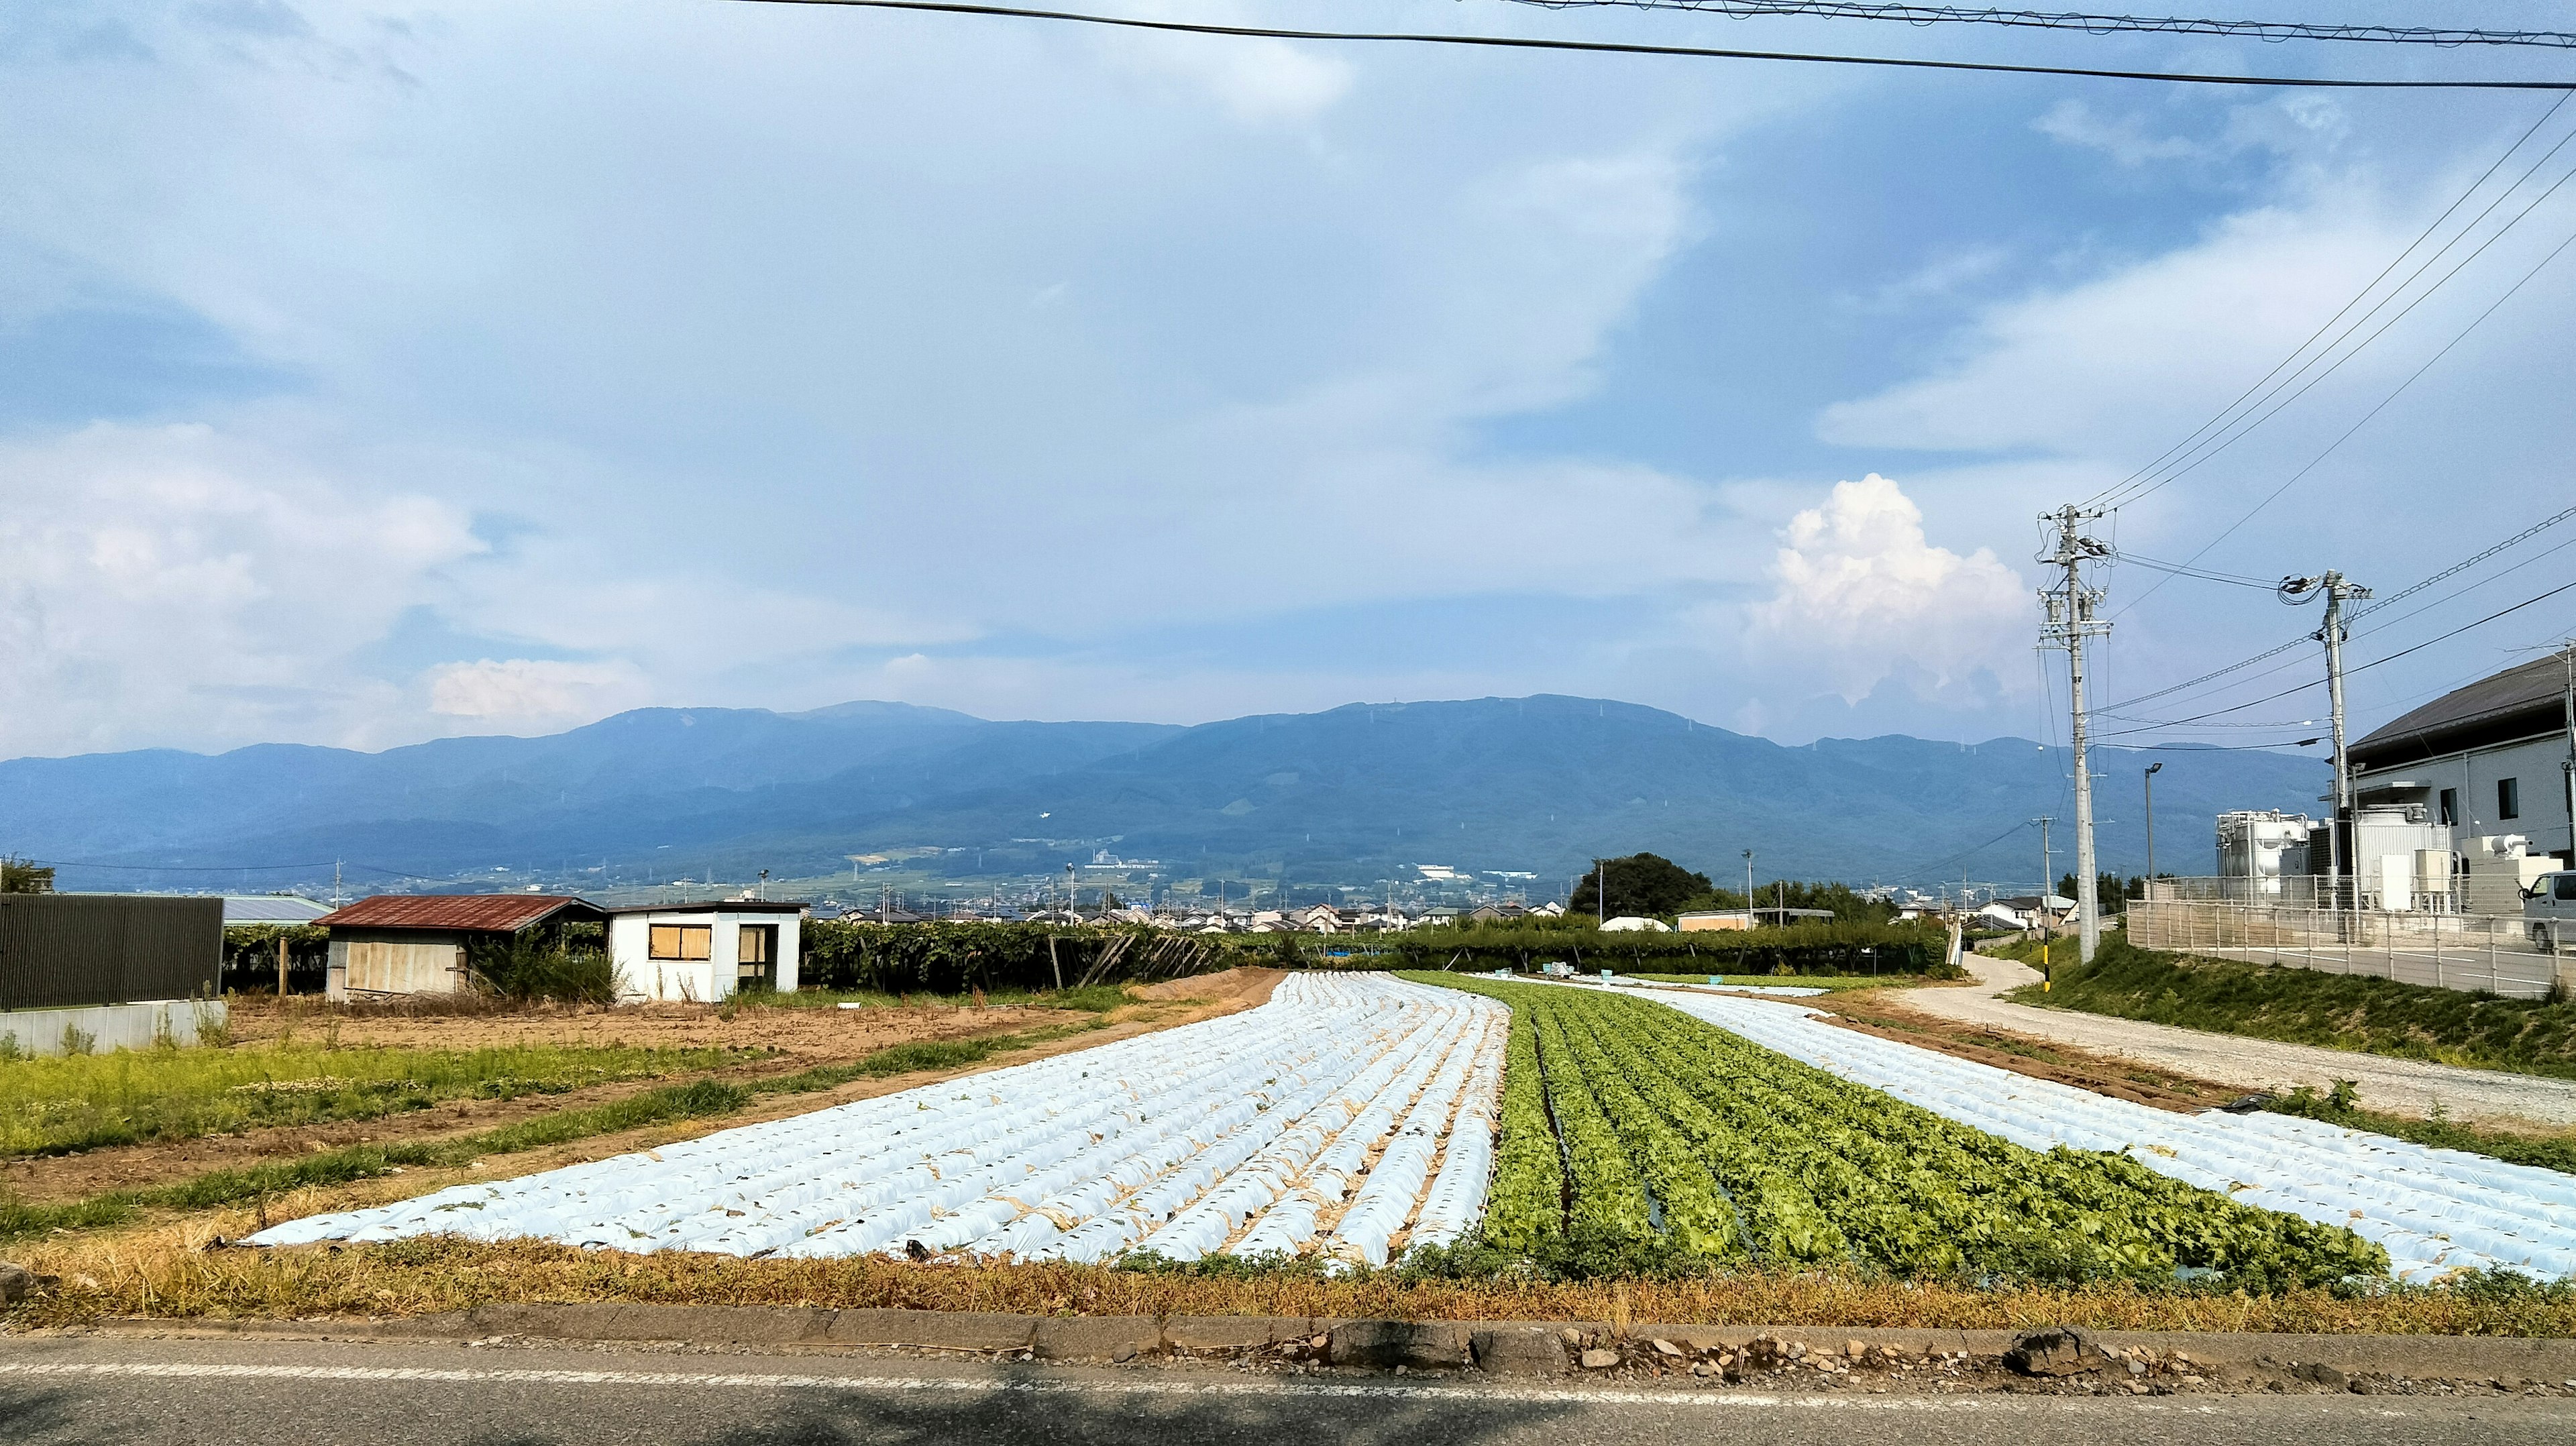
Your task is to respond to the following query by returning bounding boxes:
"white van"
[2524,871,2576,950]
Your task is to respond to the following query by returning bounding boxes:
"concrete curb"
[53,1304,2576,1383]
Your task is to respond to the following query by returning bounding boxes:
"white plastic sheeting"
[246,974,1507,1267]
[1566,980,2576,1283]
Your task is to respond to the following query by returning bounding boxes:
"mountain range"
[0,696,2327,897]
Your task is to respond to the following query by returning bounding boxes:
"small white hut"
[605,901,804,1003]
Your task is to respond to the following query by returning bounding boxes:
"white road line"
[0,1360,2229,1413]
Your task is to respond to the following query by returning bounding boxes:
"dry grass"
[9,1209,2573,1337]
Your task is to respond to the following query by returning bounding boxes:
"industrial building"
[2343,647,2575,911]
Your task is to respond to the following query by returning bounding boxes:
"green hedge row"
[1306,920,1951,977]
[800,920,1223,995]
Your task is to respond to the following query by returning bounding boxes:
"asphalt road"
[3,1336,2571,1446]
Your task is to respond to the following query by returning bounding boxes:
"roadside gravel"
[1897,952,2576,1129]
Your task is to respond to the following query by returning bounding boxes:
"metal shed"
[0,894,225,1057]
[318,894,608,1001]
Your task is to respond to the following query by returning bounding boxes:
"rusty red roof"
[315,895,604,932]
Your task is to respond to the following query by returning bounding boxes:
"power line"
[1498,2,2576,50]
[27,858,453,883]
[2349,503,2576,624]
[729,0,2576,88]
[2109,550,2279,588]
[2099,573,2576,736]
[2099,104,2576,526]
[2116,211,2576,599]
[2087,93,2573,517]
[2098,503,2576,717]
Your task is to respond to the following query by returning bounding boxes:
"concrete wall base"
[0,999,228,1059]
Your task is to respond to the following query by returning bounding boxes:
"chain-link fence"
[2129,889,2569,1000]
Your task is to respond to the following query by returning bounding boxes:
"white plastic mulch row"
[1570,980,2576,1284]
[246,974,1507,1268]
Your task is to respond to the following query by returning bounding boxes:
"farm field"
[1421,973,2390,1288]
[0,1038,753,1159]
[229,969,2576,1298]
[1516,977,2576,1282]
[0,989,1161,1212]
[250,975,1505,1268]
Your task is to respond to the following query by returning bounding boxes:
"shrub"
[466,935,617,1005]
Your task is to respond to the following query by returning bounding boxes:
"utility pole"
[2282,570,2373,906]
[2143,761,2163,889]
[1742,850,1754,926]
[2561,641,2575,862]
[2039,506,2111,962]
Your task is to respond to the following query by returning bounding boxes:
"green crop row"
[1481,999,1564,1253]
[1413,973,2389,1290]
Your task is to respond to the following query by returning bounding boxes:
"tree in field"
[0,856,54,894]
[1570,853,1713,919]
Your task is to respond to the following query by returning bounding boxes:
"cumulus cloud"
[1747,474,2029,699]
[0,423,481,756]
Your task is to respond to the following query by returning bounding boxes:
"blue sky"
[4,1,2573,760]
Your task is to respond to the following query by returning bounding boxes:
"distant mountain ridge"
[0,696,2325,893]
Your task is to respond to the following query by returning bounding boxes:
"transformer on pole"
[2039,506,2112,963]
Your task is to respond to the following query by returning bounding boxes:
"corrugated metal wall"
[0,895,224,1010]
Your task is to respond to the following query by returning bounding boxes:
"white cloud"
[2033,100,2209,167]
[1102,28,1352,125]
[1813,197,2408,457]
[426,657,647,722]
[1746,474,2029,700]
[0,423,481,756]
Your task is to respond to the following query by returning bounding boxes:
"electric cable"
[2098,573,2576,736]
[1495,1,2576,50]
[2089,93,2575,514]
[2112,211,2576,614]
[727,0,2576,88]
[2097,502,2576,717]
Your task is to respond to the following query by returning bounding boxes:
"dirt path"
[1899,951,2576,1128]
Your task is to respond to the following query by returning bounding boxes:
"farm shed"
[318,895,608,1001]
[0,893,225,1058]
[221,895,331,927]
[605,901,804,1002]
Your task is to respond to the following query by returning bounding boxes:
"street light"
[2142,762,2164,899]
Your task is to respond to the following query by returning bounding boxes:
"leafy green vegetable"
[1411,972,2388,1290]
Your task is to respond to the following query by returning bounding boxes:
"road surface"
[1900,952,2576,1127]
[1,1335,2569,1446]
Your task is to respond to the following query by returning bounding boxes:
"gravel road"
[1897,952,2576,1129]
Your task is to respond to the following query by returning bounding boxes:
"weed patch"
[0,1042,751,1158]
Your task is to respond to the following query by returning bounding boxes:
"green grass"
[1626,972,1917,992]
[0,1041,755,1159]
[2012,937,2576,1080]
[0,1018,1105,1247]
